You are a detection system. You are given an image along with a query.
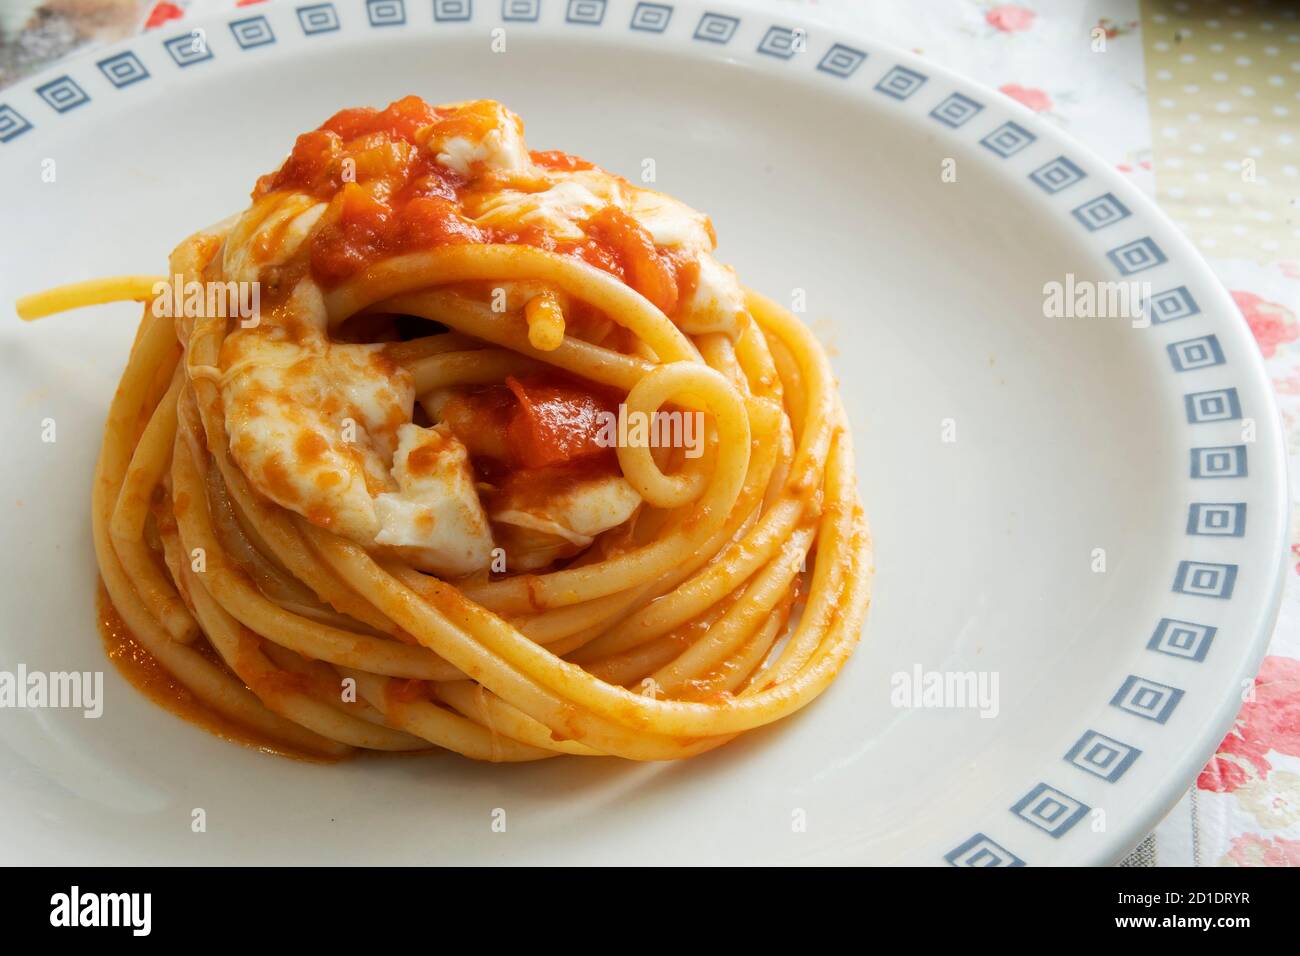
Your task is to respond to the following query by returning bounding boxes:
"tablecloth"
[1,0,1296,867]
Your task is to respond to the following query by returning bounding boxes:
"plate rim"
[0,0,1289,866]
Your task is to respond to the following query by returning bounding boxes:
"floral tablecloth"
[2,0,1296,866]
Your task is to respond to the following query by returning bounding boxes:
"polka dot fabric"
[1144,0,1300,258]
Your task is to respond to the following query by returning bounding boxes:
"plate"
[0,0,1287,866]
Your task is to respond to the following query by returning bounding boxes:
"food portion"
[20,97,873,762]
[216,97,751,583]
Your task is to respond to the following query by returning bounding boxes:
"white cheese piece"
[492,474,642,548]
[676,252,747,336]
[374,423,495,577]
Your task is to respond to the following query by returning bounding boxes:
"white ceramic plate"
[0,0,1287,866]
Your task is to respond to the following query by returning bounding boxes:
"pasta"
[18,97,873,762]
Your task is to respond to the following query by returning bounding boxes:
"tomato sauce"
[96,582,337,762]
[253,95,694,309]
[503,375,614,469]
[439,371,619,472]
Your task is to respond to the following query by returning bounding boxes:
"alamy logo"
[890,664,1000,719]
[50,886,151,936]
[0,666,102,718]
[151,274,261,327]
[1042,273,1152,327]
[593,406,705,459]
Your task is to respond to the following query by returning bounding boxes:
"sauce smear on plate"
[96,582,337,762]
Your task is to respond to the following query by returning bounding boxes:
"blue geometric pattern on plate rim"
[693,12,739,43]
[230,15,276,49]
[1173,560,1238,600]
[874,65,927,100]
[929,92,983,128]
[35,76,90,113]
[630,2,672,31]
[0,104,32,142]
[944,833,1024,867]
[1191,445,1247,479]
[1187,502,1246,537]
[1185,387,1242,424]
[1064,730,1141,783]
[1111,675,1185,724]
[1148,285,1201,323]
[1108,237,1168,276]
[1010,783,1090,838]
[566,0,606,25]
[164,31,216,67]
[502,0,541,21]
[757,26,802,60]
[1148,618,1216,662]
[3,0,1272,870]
[297,3,341,34]
[96,51,150,88]
[982,121,1036,158]
[1072,192,1131,232]
[1168,334,1225,372]
[1030,156,1085,191]
[817,43,866,78]
[366,0,407,27]
[434,0,475,22]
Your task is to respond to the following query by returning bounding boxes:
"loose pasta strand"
[16,275,163,321]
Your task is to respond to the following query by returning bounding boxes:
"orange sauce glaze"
[254,95,694,314]
[96,581,340,762]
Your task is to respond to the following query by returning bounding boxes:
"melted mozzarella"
[220,329,413,541]
[470,179,608,240]
[223,193,327,286]
[493,474,641,548]
[223,331,499,576]
[430,101,530,177]
[677,252,747,337]
[374,424,495,577]
[624,188,713,250]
